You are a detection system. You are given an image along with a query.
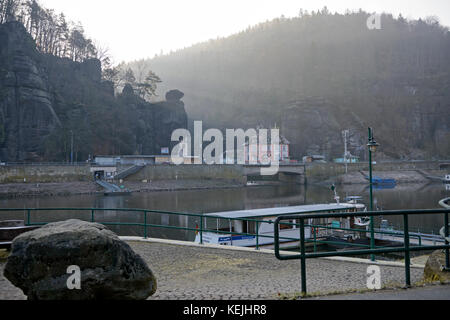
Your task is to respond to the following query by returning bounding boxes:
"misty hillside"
[131,9,450,161]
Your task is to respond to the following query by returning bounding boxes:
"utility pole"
[342,130,349,174]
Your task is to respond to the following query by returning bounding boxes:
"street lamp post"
[367,127,379,262]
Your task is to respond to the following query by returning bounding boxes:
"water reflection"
[0,182,448,239]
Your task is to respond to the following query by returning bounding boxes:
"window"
[280,219,295,230]
[243,220,257,235]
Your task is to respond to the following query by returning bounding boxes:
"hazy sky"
[39,0,450,63]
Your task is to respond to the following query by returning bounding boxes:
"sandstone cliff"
[0,22,187,162]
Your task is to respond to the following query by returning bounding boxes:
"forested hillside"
[133,9,450,160]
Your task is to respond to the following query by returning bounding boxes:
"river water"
[0,182,448,241]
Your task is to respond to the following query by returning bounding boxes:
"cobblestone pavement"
[0,242,425,300]
[130,242,424,300]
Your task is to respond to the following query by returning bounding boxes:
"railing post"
[403,214,411,287]
[229,218,232,246]
[445,212,449,270]
[313,226,317,253]
[91,209,95,223]
[144,211,148,239]
[255,221,259,250]
[27,209,31,226]
[299,219,307,296]
[200,216,204,245]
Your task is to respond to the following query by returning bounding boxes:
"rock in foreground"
[423,250,450,283]
[4,219,157,300]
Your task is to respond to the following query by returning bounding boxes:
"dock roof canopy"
[205,204,355,219]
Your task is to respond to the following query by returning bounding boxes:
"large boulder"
[3,219,157,300]
[423,250,450,283]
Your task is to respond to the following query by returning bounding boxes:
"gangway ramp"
[95,179,129,195]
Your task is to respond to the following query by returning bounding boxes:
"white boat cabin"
[194,202,366,248]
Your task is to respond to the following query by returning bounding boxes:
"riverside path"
[0,239,431,300]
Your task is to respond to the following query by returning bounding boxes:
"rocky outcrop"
[117,85,188,155]
[166,89,184,102]
[0,22,61,161]
[4,219,157,300]
[0,21,188,162]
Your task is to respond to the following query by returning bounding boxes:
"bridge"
[243,164,306,184]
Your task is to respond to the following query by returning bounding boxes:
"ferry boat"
[194,200,366,248]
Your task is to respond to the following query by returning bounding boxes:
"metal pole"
[200,217,204,245]
[91,209,95,223]
[144,211,147,239]
[343,130,349,174]
[313,226,317,253]
[27,209,31,226]
[445,212,449,270]
[369,128,375,262]
[403,214,411,287]
[255,222,259,250]
[300,219,307,296]
[70,130,74,165]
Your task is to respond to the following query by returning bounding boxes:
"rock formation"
[0,21,188,162]
[0,22,61,161]
[4,219,157,300]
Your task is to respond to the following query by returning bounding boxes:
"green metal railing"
[1,207,433,253]
[274,208,450,295]
[439,197,450,270]
[2,206,449,296]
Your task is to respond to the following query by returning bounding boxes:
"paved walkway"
[0,240,428,300]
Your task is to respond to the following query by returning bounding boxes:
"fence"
[2,204,449,296]
[274,207,450,295]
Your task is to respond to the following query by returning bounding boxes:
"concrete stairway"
[114,165,145,180]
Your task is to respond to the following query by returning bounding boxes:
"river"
[0,182,448,241]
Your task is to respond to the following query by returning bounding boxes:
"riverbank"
[0,174,446,200]
[0,179,245,199]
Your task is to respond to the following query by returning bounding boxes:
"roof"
[205,203,357,219]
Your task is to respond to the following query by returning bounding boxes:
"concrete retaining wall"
[0,165,92,183]
[126,164,247,184]
[305,161,448,183]
[0,160,446,185]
